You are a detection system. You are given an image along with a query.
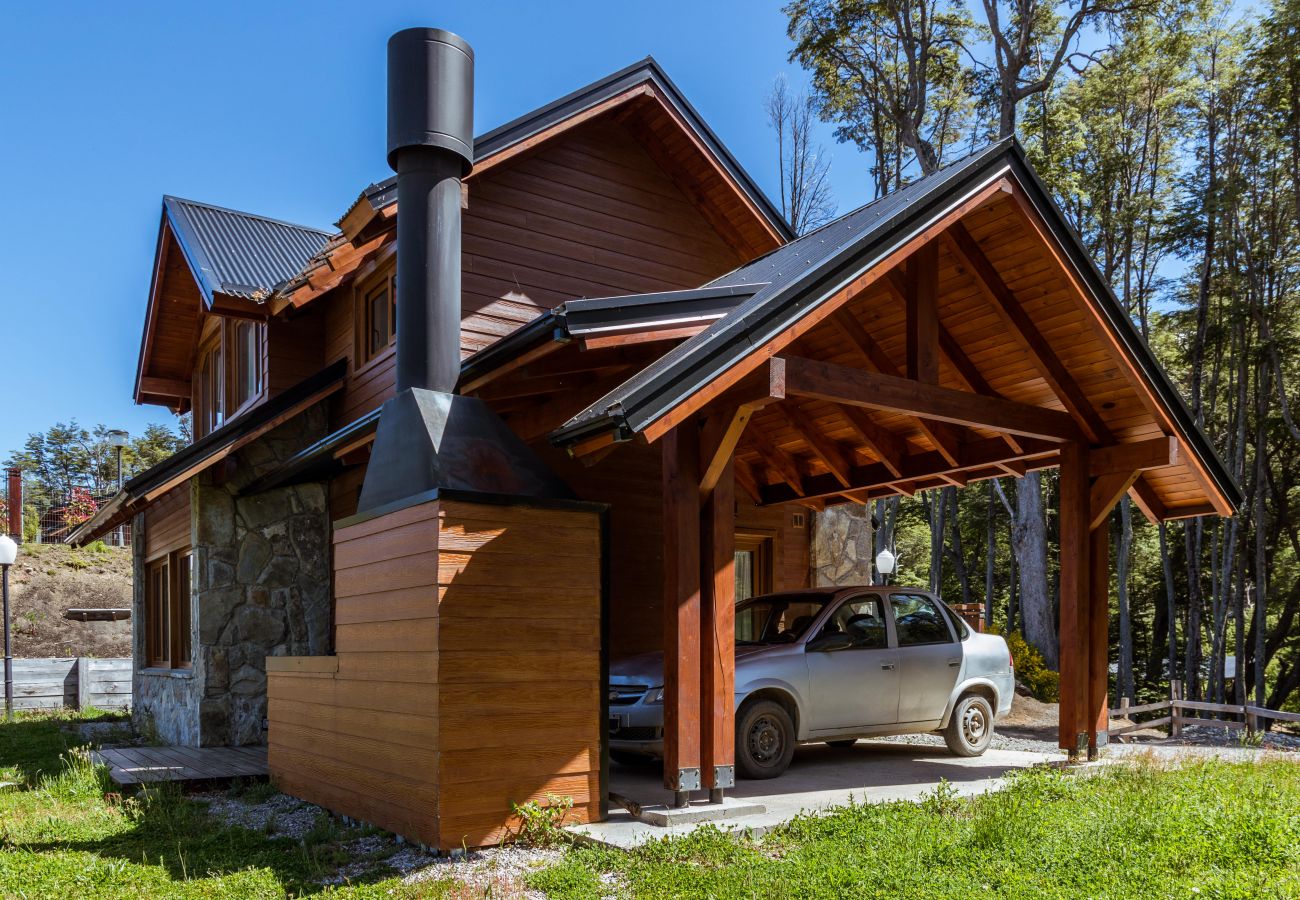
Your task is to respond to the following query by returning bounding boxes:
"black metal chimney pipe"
[387,28,474,394]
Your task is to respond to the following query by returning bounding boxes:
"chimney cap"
[387,27,475,174]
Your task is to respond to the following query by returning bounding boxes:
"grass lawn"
[4,711,1299,898]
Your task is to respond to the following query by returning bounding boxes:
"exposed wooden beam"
[758,434,1057,505]
[946,223,1113,444]
[699,403,763,500]
[835,404,906,478]
[906,241,940,384]
[782,356,1086,443]
[1057,442,1091,756]
[1091,436,1178,476]
[995,460,1028,477]
[700,455,736,794]
[459,337,567,394]
[580,324,708,351]
[745,423,804,496]
[1090,469,1141,531]
[782,405,854,488]
[1127,475,1168,524]
[662,425,702,798]
[137,376,191,398]
[733,457,762,504]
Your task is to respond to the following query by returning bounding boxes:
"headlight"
[646,687,664,704]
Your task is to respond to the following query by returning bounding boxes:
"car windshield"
[735,593,833,645]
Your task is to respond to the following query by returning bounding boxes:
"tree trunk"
[1117,498,1135,702]
[1015,471,1056,668]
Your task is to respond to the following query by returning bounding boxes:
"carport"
[536,137,1240,805]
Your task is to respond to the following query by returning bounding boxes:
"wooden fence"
[7,658,131,711]
[1108,692,1300,739]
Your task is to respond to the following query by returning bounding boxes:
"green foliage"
[994,626,1060,702]
[531,759,1300,898]
[510,793,575,848]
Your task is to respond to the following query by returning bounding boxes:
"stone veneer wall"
[811,504,874,587]
[132,402,334,748]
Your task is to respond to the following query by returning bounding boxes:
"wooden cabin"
[71,27,1238,850]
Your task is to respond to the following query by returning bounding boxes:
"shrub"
[992,626,1060,702]
[511,793,574,848]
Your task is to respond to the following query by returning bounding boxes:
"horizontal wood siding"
[143,483,191,561]
[7,657,131,711]
[268,501,441,846]
[269,497,601,849]
[434,499,602,848]
[320,115,745,430]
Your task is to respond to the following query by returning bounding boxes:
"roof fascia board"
[162,196,219,307]
[133,210,175,405]
[1004,154,1242,512]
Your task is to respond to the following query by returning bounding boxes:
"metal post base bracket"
[712,765,735,789]
[666,767,701,792]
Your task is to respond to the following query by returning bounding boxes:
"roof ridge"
[163,195,332,236]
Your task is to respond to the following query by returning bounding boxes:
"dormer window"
[196,338,224,438]
[231,319,264,413]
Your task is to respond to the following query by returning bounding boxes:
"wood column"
[662,425,702,803]
[701,456,735,800]
[906,240,940,384]
[1057,442,1091,757]
[1088,524,1110,758]
[6,468,21,541]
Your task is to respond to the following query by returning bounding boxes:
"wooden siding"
[268,497,602,850]
[8,657,131,711]
[320,115,746,430]
[143,483,190,561]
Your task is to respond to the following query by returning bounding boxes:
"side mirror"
[806,632,853,653]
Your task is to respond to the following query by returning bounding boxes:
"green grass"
[530,757,1300,899]
[0,711,460,898]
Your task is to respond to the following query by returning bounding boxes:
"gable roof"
[342,57,794,242]
[548,138,1242,518]
[162,195,332,304]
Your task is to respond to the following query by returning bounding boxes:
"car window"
[889,594,954,646]
[817,595,889,649]
[736,593,832,644]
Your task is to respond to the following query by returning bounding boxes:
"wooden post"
[1058,442,1091,759]
[76,657,91,711]
[700,456,735,802]
[1170,679,1183,738]
[906,241,940,385]
[662,426,702,805]
[6,468,21,541]
[1087,523,1109,759]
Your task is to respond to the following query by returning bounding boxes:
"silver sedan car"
[608,586,1014,778]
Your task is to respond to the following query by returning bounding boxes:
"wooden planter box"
[267,495,604,849]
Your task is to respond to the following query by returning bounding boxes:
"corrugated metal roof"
[163,196,332,304]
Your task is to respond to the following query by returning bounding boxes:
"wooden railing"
[1108,692,1300,739]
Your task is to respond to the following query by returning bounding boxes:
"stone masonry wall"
[192,403,333,747]
[811,504,874,587]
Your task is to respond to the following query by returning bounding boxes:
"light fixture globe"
[0,535,17,567]
[105,429,130,449]
[875,548,896,576]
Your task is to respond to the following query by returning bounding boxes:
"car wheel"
[824,739,857,748]
[736,699,796,779]
[609,750,658,768]
[944,693,995,757]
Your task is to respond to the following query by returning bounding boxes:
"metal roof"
[163,196,332,304]
[547,137,1243,513]
[346,57,795,242]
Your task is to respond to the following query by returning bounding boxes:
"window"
[145,549,193,669]
[888,594,954,646]
[231,320,264,411]
[735,592,833,645]
[196,340,224,438]
[734,533,774,602]
[360,270,396,362]
[818,595,889,649]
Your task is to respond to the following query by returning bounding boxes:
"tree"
[765,76,838,233]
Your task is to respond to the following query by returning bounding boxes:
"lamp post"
[106,430,129,547]
[0,534,17,720]
[875,548,897,586]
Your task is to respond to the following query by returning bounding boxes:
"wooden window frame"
[144,548,193,670]
[227,319,266,419]
[355,265,397,369]
[735,531,775,598]
[195,333,224,439]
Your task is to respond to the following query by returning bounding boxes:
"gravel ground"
[1119,724,1300,752]
[870,730,1060,754]
[195,789,327,841]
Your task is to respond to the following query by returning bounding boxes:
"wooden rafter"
[781,356,1085,443]
[835,403,906,478]
[1090,469,1142,530]
[745,422,804,496]
[945,223,1113,444]
[781,404,854,488]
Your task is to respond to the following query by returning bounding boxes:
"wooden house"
[71,27,1238,849]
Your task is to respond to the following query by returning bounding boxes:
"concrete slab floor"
[571,739,1064,848]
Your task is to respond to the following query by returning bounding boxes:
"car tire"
[609,750,658,768]
[736,699,796,779]
[824,739,858,748]
[944,693,995,757]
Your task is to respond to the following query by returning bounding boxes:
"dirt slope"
[5,543,132,658]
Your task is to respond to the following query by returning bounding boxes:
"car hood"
[610,646,769,687]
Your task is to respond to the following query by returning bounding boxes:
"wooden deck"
[91,745,268,785]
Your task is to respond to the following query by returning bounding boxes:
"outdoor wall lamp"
[875,548,897,582]
[0,534,17,720]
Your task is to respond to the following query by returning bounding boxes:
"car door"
[804,593,900,732]
[889,593,962,724]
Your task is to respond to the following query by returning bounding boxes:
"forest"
[774,0,1299,709]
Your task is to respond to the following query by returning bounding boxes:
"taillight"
[1008,646,1015,670]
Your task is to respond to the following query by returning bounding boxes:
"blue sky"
[0,0,875,459]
